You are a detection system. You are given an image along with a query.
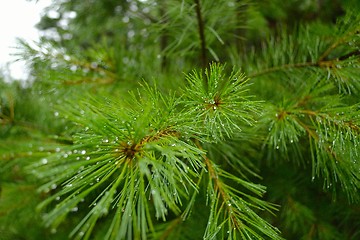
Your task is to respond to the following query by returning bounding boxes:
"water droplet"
[55,196,61,201]
[41,158,48,164]
[86,156,90,160]
[81,150,86,155]
[54,112,59,117]
[51,228,57,234]
[51,183,57,189]
[276,146,279,149]
[71,206,78,212]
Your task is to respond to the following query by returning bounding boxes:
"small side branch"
[248,57,351,78]
[248,62,318,78]
[194,140,242,229]
[318,28,360,62]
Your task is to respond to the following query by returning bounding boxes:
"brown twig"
[194,0,208,69]
[194,139,243,230]
[248,62,318,78]
[318,28,360,62]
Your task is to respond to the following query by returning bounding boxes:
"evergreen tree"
[1,0,360,239]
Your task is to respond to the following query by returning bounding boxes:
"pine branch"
[245,14,360,93]
[201,144,282,239]
[29,83,207,239]
[319,11,360,62]
[24,64,286,239]
[184,63,261,141]
[261,79,360,202]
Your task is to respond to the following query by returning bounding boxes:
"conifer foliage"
[1,0,360,239]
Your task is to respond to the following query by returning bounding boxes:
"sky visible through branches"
[0,0,51,80]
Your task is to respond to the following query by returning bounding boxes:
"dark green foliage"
[1,0,360,239]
